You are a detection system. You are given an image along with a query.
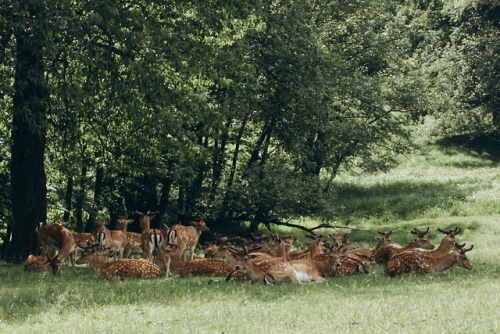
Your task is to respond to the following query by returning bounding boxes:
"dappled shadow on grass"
[436,133,500,165]
[332,179,478,223]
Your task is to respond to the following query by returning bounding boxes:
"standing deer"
[76,242,163,280]
[95,220,128,259]
[36,222,77,275]
[171,218,209,261]
[385,243,474,276]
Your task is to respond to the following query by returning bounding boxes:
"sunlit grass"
[0,142,499,333]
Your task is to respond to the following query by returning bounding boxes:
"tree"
[4,1,49,261]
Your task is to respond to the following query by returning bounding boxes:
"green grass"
[0,142,499,333]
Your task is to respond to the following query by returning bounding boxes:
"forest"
[0,0,498,261]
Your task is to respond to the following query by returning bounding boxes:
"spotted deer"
[95,220,128,259]
[36,222,77,275]
[171,218,209,261]
[163,256,236,278]
[372,227,435,265]
[76,242,163,280]
[263,246,342,284]
[225,246,283,281]
[288,234,325,260]
[385,242,474,277]
[386,227,463,264]
[23,254,50,271]
[68,232,95,267]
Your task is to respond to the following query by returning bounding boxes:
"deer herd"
[25,213,474,284]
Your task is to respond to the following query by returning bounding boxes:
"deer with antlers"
[263,245,342,284]
[385,242,474,276]
[225,245,283,281]
[36,221,78,275]
[371,227,435,265]
[76,241,164,280]
[171,217,209,261]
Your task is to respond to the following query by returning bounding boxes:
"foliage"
[0,0,498,257]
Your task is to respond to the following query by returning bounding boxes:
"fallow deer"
[385,242,474,277]
[372,227,435,265]
[68,232,95,267]
[225,246,282,281]
[37,222,77,275]
[95,219,127,259]
[23,254,50,271]
[386,227,463,264]
[263,246,342,284]
[171,218,209,261]
[328,233,374,266]
[76,242,163,280]
[288,234,325,260]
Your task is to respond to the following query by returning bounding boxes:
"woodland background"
[0,0,498,261]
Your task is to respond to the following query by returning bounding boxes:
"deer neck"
[274,241,289,261]
[309,241,323,259]
[424,252,458,273]
[140,220,151,232]
[429,237,454,257]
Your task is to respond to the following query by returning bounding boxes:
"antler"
[77,240,101,250]
[411,227,430,236]
[456,243,474,253]
[378,231,393,238]
[438,227,462,236]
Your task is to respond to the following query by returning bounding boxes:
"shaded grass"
[0,217,499,334]
[1,142,499,333]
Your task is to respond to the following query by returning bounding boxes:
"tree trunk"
[7,9,48,261]
[63,176,74,222]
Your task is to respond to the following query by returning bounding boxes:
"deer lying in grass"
[263,245,342,284]
[23,254,50,271]
[288,234,325,260]
[171,218,209,261]
[385,242,474,277]
[328,233,376,268]
[76,242,163,280]
[372,227,435,265]
[37,222,77,275]
[225,245,283,281]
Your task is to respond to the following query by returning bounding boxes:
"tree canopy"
[0,0,497,260]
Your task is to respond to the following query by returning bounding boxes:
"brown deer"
[225,246,283,281]
[162,256,235,278]
[288,234,325,260]
[37,222,77,275]
[23,254,50,271]
[263,246,342,284]
[372,227,435,265]
[135,211,162,261]
[171,218,209,261]
[385,242,474,277]
[95,220,128,259]
[76,242,163,280]
[328,233,373,260]
[68,232,95,267]
[386,227,463,265]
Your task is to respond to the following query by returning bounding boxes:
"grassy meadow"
[0,140,499,334]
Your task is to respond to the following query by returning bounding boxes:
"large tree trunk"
[7,8,48,261]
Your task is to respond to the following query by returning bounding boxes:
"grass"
[0,141,499,333]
